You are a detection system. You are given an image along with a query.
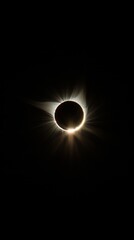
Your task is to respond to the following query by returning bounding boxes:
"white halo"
[53,100,86,134]
[27,89,88,136]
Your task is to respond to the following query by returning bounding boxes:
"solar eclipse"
[54,101,85,133]
[27,89,90,138]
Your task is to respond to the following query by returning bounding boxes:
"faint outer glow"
[53,100,86,134]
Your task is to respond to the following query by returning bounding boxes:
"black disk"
[54,101,84,130]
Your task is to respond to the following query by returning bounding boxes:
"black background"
[2,38,129,197]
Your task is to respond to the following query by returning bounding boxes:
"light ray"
[24,86,104,155]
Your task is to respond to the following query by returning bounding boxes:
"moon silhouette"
[54,101,84,132]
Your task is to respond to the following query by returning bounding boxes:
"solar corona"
[28,89,89,137]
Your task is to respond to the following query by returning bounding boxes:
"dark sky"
[2,42,129,196]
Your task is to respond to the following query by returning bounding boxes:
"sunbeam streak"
[25,88,103,153]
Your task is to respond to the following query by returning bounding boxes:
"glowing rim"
[54,100,86,134]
